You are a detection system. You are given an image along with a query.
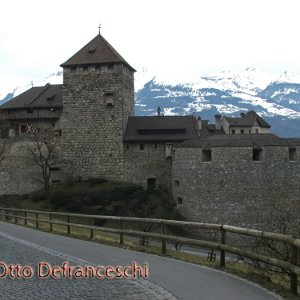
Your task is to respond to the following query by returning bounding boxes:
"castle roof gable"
[60,34,135,71]
[224,110,271,128]
[0,84,62,110]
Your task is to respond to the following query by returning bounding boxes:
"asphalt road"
[0,221,281,300]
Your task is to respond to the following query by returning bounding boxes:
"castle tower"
[60,33,135,180]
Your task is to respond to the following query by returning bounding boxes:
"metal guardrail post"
[220,227,226,268]
[161,223,166,254]
[290,245,298,295]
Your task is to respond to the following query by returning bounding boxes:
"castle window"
[50,167,61,172]
[126,144,129,150]
[27,108,33,114]
[289,148,297,161]
[177,197,183,205]
[21,125,27,133]
[240,129,244,134]
[108,63,114,70]
[104,92,114,108]
[83,66,89,73]
[154,143,158,149]
[71,67,76,73]
[231,129,235,134]
[95,65,101,73]
[202,149,212,162]
[147,178,156,189]
[139,144,145,150]
[253,148,262,161]
[174,180,180,187]
[52,180,61,184]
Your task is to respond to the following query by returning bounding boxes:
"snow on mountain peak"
[274,70,300,84]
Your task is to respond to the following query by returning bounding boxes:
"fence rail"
[0,207,299,295]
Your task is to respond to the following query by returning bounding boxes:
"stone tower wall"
[61,64,134,180]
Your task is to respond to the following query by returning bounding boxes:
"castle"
[1,33,300,228]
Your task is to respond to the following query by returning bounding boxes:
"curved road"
[0,221,281,300]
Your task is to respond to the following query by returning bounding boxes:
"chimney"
[215,114,222,130]
[197,116,202,130]
[240,112,245,117]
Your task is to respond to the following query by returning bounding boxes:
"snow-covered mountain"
[135,68,300,137]
[1,68,300,137]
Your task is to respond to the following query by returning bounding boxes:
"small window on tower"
[139,144,145,150]
[108,63,114,70]
[289,148,297,161]
[104,92,114,108]
[202,149,212,162]
[253,148,262,161]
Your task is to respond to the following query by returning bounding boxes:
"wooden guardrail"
[0,207,299,295]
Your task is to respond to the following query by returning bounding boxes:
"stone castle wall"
[172,145,300,229]
[0,138,43,195]
[124,142,172,190]
[61,64,134,181]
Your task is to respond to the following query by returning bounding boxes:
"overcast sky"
[1,0,300,92]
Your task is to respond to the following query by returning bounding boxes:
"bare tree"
[237,202,300,286]
[28,131,62,199]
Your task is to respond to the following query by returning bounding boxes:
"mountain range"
[1,68,300,137]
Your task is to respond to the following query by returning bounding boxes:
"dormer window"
[88,47,96,54]
[47,95,56,101]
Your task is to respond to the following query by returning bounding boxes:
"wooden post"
[90,229,94,239]
[220,227,226,268]
[36,212,39,228]
[161,223,166,254]
[14,210,17,224]
[290,245,298,295]
[49,214,52,231]
[120,220,124,245]
[67,216,70,235]
[24,211,27,226]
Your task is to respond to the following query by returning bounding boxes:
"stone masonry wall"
[61,64,134,181]
[0,138,43,195]
[124,142,172,190]
[172,146,300,230]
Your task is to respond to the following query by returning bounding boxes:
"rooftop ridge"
[25,83,51,107]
